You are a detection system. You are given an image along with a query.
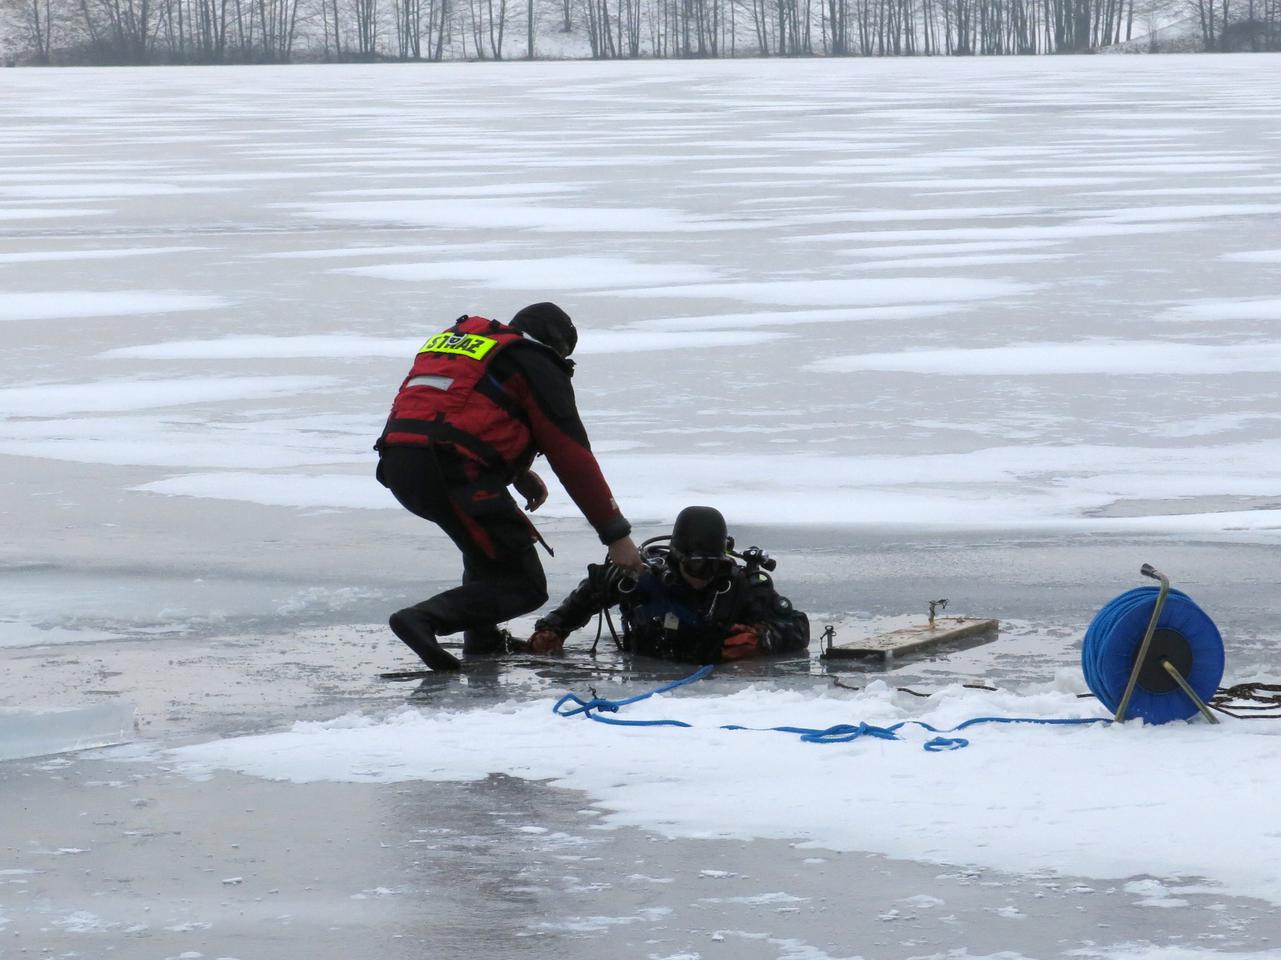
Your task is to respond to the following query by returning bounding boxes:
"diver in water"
[523,505,809,664]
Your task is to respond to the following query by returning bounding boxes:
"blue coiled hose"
[1081,586,1224,723]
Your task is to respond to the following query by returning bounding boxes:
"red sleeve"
[529,402,630,542]
[503,354,631,544]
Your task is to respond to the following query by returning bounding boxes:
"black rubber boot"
[462,626,510,656]
[389,608,461,671]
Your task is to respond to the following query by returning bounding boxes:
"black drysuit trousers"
[379,444,548,637]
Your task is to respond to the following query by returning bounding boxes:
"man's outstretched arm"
[529,562,628,652]
[500,347,636,553]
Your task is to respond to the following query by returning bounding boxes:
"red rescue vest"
[381,316,536,475]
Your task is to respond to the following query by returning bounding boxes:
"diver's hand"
[527,627,565,655]
[720,623,764,661]
[606,535,644,576]
[513,470,548,511]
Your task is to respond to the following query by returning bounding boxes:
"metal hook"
[820,624,837,654]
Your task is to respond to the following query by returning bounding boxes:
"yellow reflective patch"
[417,331,499,360]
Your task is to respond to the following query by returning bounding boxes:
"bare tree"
[487,0,506,55]
[822,0,848,52]
[18,0,56,60]
[82,0,157,61]
[394,0,448,56]
[1191,0,1230,46]
[5,0,1278,63]
[432,0,448,57]
[583,0,617,55]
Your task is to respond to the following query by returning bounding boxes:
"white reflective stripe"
[406,375,453,391]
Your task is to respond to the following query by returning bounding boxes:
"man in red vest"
[376,302,643,671]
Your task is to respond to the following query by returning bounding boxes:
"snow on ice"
[170,677,1281,905]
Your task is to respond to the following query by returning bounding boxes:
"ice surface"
[0,206,107,220]
[5,56,1281,958]
[101,335,416,360]
[635,304,969,330]
[292,198,727,232]
[0,620,125,648]
[1159,299,1281,322]
[1222,248,1281,263]
[128,441,1281,536]
[0,376,335,416]
[0,701,135,761]
[0,291,227,322]
[4,58,1280,557]
[0,247,203,264]
[811,341,1281,376]
[343,255,723,289]
[137,471,392,509]
[171,678,1281,903]
[0,182,224,198]
[610,276,1029,305]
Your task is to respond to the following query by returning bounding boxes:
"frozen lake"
[4,56,1281,559]
[2,56,1281,959]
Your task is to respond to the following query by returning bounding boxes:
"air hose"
[1081,582,1224,724]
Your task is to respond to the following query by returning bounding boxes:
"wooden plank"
[822,617,999,661]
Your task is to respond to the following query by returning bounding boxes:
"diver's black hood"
[669,505,728,560]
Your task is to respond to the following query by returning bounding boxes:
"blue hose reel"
[1082,564,1224,724]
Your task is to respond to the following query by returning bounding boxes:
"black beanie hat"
[511,302,578,357]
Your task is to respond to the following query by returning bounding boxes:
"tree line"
[2,0,1277,64]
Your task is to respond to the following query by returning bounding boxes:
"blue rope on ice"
[553,666,1110,750]
[1081,586,1224,724]
[552,664,713,727]
[722,714,1110,751]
